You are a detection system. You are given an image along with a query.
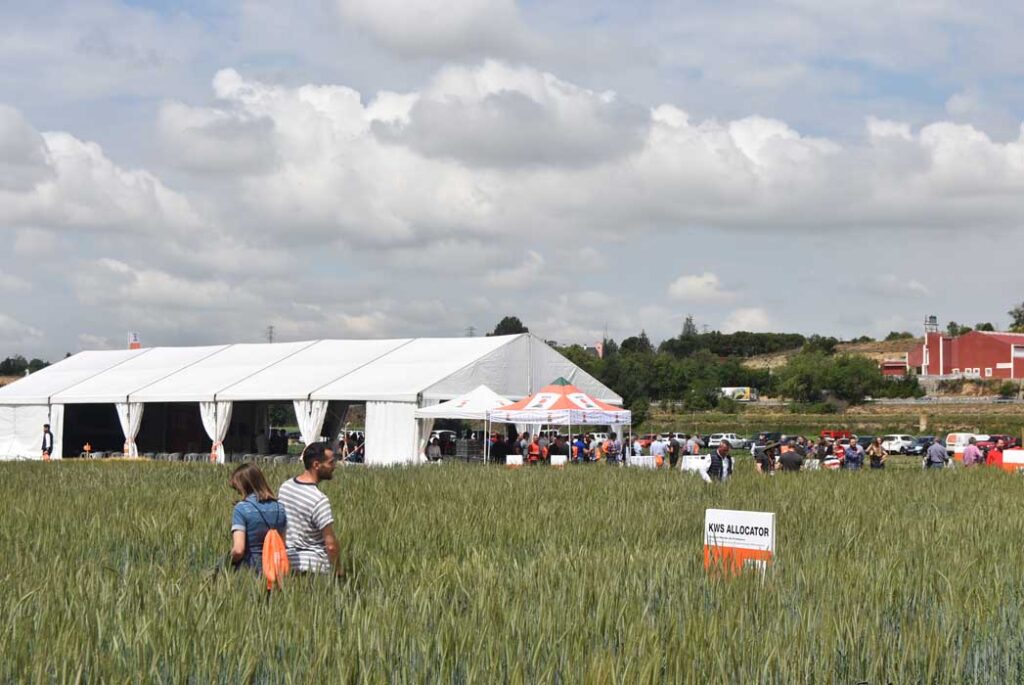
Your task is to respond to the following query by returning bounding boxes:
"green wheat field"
[2,460,1022,683]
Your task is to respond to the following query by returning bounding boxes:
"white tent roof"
[0,334,622,407]
[129,341,318,403]
[217,339,412,401]
[413,385,512,420]
[53,345,229,404]
[311,336,516,402]
[0,349,148,405]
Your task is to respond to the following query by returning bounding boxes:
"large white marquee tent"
[0,334,621,465]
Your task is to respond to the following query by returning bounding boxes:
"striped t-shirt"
[277,478,335,573]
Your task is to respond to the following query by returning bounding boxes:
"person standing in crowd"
[589,433,602,462]
[548,434,570,462]
[573,434,587,462]
[842,440,864,470]
[41,423,53,462]
[537,431,550,457]
[866,438,886,470]
[925,437,949,469]
[814,437,831,462]
[425,437,442,462]
[754,442,777,474]
[608,432,622,464]
[667,434,681,469]
[490,433,508,464]
[228,463,287,571]
[631,434,643,461]
[687,434,702,457]
[962,437,982,467]
[527,435,542,465]
[650,434,667,468]
[779,442,803,472]
[701,440,732,483]
[277,442,342,576]
[986,439,1005,469]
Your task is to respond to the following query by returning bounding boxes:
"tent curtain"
[115,402,144,458]
[365,401,418,466]
[515,423,542,441]
[417,399,440,460]
[293,399,329,445]
[199,401,233,464]
[322,401,352,451]
[0,405,51,460]
[49,404,65,460]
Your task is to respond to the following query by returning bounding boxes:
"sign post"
[704,509,775,575]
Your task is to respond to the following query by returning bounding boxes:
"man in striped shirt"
[277,442,342,576]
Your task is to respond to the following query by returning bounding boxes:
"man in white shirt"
[650,435,667,466]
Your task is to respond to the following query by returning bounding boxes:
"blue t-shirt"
[231,494,288,569]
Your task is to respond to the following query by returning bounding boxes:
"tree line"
[486,315,922,423]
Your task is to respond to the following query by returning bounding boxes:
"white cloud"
[158,101,279,174]
[374,61,648,168]
[667,271,736,302]
[12,228,57,256]
[0,313,43,347]
[867,274,932,298]
[722,307,773,333]
[0,273,29,293]
[336,0,535,59]
[485,250,547,289]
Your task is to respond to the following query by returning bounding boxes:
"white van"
[945,432,988,457]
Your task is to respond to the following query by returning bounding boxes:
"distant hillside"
[0,375,19,388]
[742,338,922,370]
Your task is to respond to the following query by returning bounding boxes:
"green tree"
[826,355,882,403]
[975,322,995,332]
[489,316,528,336]
[884,331,915,341]
[1010,303,1024,332]
[620,331,654,355]
[681,315,698,337]
[776,351,830,403]
[803,335,838,355]
[946,321,971,337]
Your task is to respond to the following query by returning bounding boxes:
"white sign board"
[704,508,775,574]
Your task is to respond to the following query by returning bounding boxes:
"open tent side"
[0,349,149,460]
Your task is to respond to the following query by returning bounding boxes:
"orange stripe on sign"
[703,545,773,575]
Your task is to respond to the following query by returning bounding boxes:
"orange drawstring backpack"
[248,501,290,591]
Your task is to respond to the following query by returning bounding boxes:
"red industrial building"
[905,318,1024,378]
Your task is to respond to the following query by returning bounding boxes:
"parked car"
[821,429,852,441]
[881,434,916,454]
[976,434,1020,450]
[856,435,875,451]
[907,436,935,456]
[707,433,746,449]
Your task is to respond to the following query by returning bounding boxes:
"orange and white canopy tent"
[487,378,631,426]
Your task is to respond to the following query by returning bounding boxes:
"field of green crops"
[3,460,1024,683]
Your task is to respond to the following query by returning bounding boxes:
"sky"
[3,0,1024,359]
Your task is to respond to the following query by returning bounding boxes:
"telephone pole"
[465,326,476,337]
[265,325,275,343]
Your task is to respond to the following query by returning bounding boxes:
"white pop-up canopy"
[413,385,512,420]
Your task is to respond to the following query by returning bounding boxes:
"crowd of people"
[226,431,1012,582]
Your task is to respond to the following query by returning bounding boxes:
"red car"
[638,433,658,449]
[977,434,1020,450]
